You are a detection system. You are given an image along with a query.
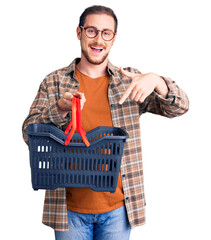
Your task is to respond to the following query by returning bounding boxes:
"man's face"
[77,14,116,65]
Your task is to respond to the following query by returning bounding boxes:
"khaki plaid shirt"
[22,58,189,231]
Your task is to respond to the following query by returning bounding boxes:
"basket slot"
[72,158,76,170]
[61,158,64,169]
[110,175,113,187]
[77,175,81,184]
[61,174,64,184]
[72,174,76,183]
[108,175,111,187]
[82,175,85,184]
[87,158,91,171]
[62,174,65,184]
[57,174,60,184]
[98,175,101,187]
[90,159,94,171]
[98,159,102,171]
[78,158,82,170]
[96,159,101,171]
[100,175,103,187]
[112,143,116,155]
[36,141,53,153]
[74,174,77,184]
[57,157,61,170]
[38,156,50,170]
[103,175,106,187]
[38,158,42,169]
[64,157,68,170]
[103,159,109,172]
[65,174,69,184]
[76,174,80,184]
[81,174,85,184]
[106,175,110,188]
[65,174,68,184]
[94,159,98,171]
[91,175,94,185]
[111,159,116,171]
[95,175,98,186]
[82,158,86,171]
[99,159,102,171]
[60,174,64,184]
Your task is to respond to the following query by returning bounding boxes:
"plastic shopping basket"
[26,124,128,193]
[26,97,128,193]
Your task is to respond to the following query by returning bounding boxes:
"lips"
[90,45,105,53]
[90,46,103,53]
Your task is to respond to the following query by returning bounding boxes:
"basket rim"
[26,123,129,147]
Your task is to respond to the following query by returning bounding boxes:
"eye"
[103,30,111,36]
[87,28,96,34]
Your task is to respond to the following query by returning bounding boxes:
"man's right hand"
[58,92,86,117]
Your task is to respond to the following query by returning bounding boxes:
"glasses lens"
[84,27,115,41]
[102,30,114,41]
[85,27,97,38]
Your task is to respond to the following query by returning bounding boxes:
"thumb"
[120,67,135,79]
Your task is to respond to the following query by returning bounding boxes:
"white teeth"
[91,47,103,50]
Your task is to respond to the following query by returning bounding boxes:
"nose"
[95,30,104,42]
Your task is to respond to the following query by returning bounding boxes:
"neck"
[76,55,108,78]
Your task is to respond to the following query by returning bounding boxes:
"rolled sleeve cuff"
[46,102,70,127]
[154,76,177,105]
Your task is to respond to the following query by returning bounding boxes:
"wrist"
[153,74,168,97]
[57,101,69,118]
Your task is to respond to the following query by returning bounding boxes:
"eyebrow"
[84,25,113,31]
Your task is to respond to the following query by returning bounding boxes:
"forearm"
[153,73,168,98]
[22,102,69,144]
[140,76,189,118]
[22,80,69,144]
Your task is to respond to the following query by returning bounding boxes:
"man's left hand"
[119,67,168,104]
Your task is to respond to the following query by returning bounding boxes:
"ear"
[76,26,82,40]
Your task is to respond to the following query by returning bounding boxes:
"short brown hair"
[79,5,118,33]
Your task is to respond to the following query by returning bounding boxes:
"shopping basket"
[25,98,128,193]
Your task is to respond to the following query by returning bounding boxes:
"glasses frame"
[80,26,116,41]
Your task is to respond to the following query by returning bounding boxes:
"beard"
[81,44,109,65]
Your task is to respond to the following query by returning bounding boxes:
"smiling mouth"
[90,46,104,53]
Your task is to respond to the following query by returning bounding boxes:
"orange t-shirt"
[66,67,124,214]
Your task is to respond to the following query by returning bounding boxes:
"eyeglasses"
[80,26,116,41]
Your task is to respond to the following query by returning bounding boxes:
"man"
[22,5,189,240]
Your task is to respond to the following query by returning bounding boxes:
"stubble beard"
[81,47,109,65]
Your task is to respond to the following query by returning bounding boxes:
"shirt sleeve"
[139,76,189,117]
[22,78,70,144]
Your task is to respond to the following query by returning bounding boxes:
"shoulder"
[122,67,142,75]
[45,65,70,80]
[110,64,142,79]
[111,66,142,85]
[36,66,70,92]
[108,61,142,77]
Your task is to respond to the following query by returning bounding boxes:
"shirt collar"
[65,58,116,78]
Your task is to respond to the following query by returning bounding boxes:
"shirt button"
[110,104,114,108]
[125,197,129,201]
[122,174,125,178]
[75,85,78,88]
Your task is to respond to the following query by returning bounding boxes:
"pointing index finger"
[119,67,136,104]
[119,84,134,104]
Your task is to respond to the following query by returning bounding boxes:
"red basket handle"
[64,96,90,147]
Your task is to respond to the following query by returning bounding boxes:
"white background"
[0,0,210,239]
